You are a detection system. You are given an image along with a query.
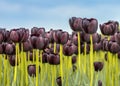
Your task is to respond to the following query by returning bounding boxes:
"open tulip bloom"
[0,17,120,86]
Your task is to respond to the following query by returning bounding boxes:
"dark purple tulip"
[27,64,36,77]
[53,30,69,44]
[94,62,104,72]
[47,53,60,65]
[23,39,33,52]
[109,42,120,53]
[42,52,48,63]
[0,43,4,54]
[82,18,98,34]
[36,36,49,50]
[83,33,101,44]
[69,17,83,31]
[0,29,5,43]
[10,28,29,42]
[31,27,45,37]
[63,41,75,56]
[93,43,101,51]
[72,56,77,64]
[115,32,120,45]
[44,29,54,43]
[98,80,102,86]
[56,77,62,86]
[100,20,119,35]
[5,43,15,55]
[101,39,109,51]
[8,55,19,66]
[30,36,37,49]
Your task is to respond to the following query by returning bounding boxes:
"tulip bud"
[23,39,33,52]
[5,43,15,55]
[8,55,19,66]
[109,41,120,53]
[47,53,60,65]
[98,80,102,86]
[27,64,36,77]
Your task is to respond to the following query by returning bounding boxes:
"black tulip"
[31,27,45,37]
[82,18,98,34]
[8,55,19,66]
[115,31,120,45]
[23,39,33,52]
[5,43,15,55]
[100,20,119,35]
[69,17,83,31]
[72,56,77,64]
[98,80,102,86]
[109,41,120,53]
[47,53,60,65]
[94,62,104,72]
[27,64,36,77]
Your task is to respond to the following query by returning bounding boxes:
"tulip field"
[0,17,120,86]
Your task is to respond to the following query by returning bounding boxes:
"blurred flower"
[94,62,104,72]
[115,31,120,45]
[23,39,33,52]
[93,43,101,52]
[8,55,19,66]
[109,41,120,53]
[4,43,15,55]
[56,77,62,86]
[100,20,119,35]
[72,56,77,64]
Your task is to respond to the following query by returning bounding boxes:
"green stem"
[60,44,63,85]
[90,35,93,86]
[36,49,39,86]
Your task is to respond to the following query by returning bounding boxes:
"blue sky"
[0,0,120,33]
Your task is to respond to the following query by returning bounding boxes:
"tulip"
[42,52,48,63]
[8,55,19,66]
[53,30,69,44]
[100,20,119,35]
[63,41,75,56]
[0,43,4,54]
[31,27,45,37]
[23,39,33,52]
[4,43,15,55]
[93,43,101,51]
[27,65,36,77]
[115,31,120,45]
[82,18,98,34]
[36,36,49,50]
[30,36,37,49]
[94,62,104,72]
[109,41,120,53]
[69,17,83,31]
[47,53,60,65]
[10,28,29,43]
[72,56,77,64]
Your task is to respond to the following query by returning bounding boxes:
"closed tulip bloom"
[98,80,102,86]
[100,20,119,35]
[109,41,120,53]
[5,43,15,55]
[93,43,101,51]
[42,52,48,63]
[45,29,54,43]
[47,53,60,65]
[30,36,38,49]
[72,56,77,64]
[31,27,45,37]
[94,62,104,72]
[27,64,36,77]
[82,18,98,34]
[53,30,69,44]
[69,17,83,31]
[0,29,5,43]
[63,41,75,56]
[8,55,19,66]
[36,36,49,50]
[115,31,120,45]
[23,39,33,52]
[10,28,29,42]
